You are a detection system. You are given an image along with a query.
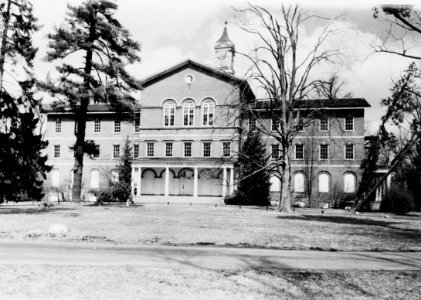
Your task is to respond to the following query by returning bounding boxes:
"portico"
[131,160,235,203]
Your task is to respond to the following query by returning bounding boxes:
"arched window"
[51,169,60,187]
[202,99,215,126]
[163,101,176,126]
[90,169,99,189]
[182,100,195,126]
[318,173,330,193]
[344,173,356,193]
[294,173,305,193]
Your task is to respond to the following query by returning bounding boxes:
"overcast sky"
[31,0,421,133]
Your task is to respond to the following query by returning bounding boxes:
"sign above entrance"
[166,162,196,167]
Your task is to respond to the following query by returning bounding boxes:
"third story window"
[272,144,280,159]
[320,117,328,131]
[113,145,120,158]
[134,112,140,132]
[345,144,354,160]
[272,118,279,131]
[54,145,60,158]
[202,100,214,126]
[345,117,354,131]
[295,144,304,159]
[55,119,61,133]
[184,142,192,157]
[94,119,101,132]
[183,101,195,126]
[147,142,155,157]
[223,142,231,157]
[164,102,175,126]
[320,144,329,160]
[165,142,173,157]
[94,145,100,158]
[203,142,211,157]
[133,144,139,158]
[297,117,304,131]
[114,120,121,133]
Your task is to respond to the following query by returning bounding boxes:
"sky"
[29,0,421,134]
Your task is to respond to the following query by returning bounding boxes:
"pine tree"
[237,130,271,206]
[113,138,132,203]
[41,0,142,202]
[0,0,50,202]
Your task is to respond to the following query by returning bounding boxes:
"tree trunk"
[71,14,96,202]
[279,150,293,213]
[0,0,12,90]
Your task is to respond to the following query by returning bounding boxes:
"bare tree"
[236,4,341,213]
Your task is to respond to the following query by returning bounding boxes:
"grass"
[0,202,420,251]
[0,265,419,299]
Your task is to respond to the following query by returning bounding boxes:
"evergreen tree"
[0,0,50,202]
[41,0,142,202]
[113,138,132,202]
[236,130,271,206]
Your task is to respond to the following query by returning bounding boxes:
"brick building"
[43,25,370,205]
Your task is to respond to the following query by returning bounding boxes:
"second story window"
[345,144,354,160]
[295,144,304,159]
[202,99,214,126]
[113,144,120,158]
[54,145,60,158]
[345,116,354,131]
[133,144,139,158]
[272,144,280,159]
[184,142,192,157]
[223,142,231,157]
[147,142,155,157]
[203,142,211,157]
[163,102,175,126]
[296,117,304,131]
[114,120,121,133]
[94,119,101,133]
[320,117,328,131]
[320,144,329,160]
[165,142,173,157]
[94,145,100,158]
[55,119,61,133]
[183,101,195,126]
[249,117,256,131]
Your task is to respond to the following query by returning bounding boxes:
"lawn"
[0,202,420,251]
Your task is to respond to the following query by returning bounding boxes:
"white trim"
[146,142,155,157]
[160,98,178,106]
[200,96,218,105]
[48,134,237,141]
[319,144,329,160]
[113,120,121,133]
[295,144,304,160]
[292,135,364,139]
[291,164,360,168]
[320,117,329,131]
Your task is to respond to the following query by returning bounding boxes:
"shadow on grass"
[0,207,76,215]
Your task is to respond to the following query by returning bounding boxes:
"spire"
[215,21,235,50]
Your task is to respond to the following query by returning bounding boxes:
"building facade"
[43,26,371,206]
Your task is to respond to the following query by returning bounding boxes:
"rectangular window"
[113,144,120,158]
[320,144,329,160]
[345,144,354,160]
[94,145,100,158]
[54,145,60,158]
[345,117,354,131]
[165,142,173,157]
[272,144,280,159]
[147,142,155,157]
[223,142,231,157]
[55,119,61,133]
[320,117,328,131]
[297,117,304,131]
[133,144,139,158]
[295,144,304,159]
[94,119,101,133]
[183,103,194,126]
[134,112,140,132]
[203,142,211,157]
[164,104,175,126]
[249,117,256,131]
[184,142,192,157]
[272,118,279,131]
[114,120,121,133]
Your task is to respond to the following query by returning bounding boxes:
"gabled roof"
[254,98,371,109]
[43,104,122,114]
[140,59,246,88]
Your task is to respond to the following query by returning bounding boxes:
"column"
[164,167,169,196]
[137,167,142,197]
[229,167,234,195]
[222,167,227,197]
[193,167,198,197]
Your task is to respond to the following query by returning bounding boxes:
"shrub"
[381,185,415,214]
[224,191,246,205]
